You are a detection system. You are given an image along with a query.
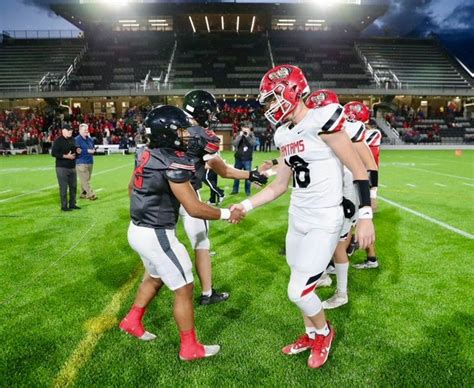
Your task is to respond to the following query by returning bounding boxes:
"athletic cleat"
[317,273,332,288]
[307,323,335,369]
[346,236,359,256]
[179,344,220,361]
[325,264,336,276]
[282,334,314,355]
[119,317,156,341]
[199,289,229,305]
[353,259,379,270]
[322,291,348,310]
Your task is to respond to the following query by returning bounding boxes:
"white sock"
[202,289,212,297]
[305,326,316,339]
[335,262,349,294]
[315,323,330,337]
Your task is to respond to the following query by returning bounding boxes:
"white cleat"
[203,344,220,358]
[179,344,220,361]
[138,331,157,341]
[326,264,336,276]
[317,273,332,288]
[353,259,379,270]
[322,291,348,310]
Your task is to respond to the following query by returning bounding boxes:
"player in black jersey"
[182,90,269,305]
[119,105,245,361]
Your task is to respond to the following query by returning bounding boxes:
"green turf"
[0,150,473,386]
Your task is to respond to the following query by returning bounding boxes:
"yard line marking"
[0,189,12,194]
[406,184,416,188]
[394,165,474,182]
[463,183,474,187]
[379,183,387,188]
[0,220,98,307]
[53,266,141,388]
[379,196,474,239]
[95,188,104,192]
[0,164,129,203]
[434,183,447,187]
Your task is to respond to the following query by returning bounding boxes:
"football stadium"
[0,0,473,386]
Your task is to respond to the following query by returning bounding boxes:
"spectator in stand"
[75,123,97,201]
[231,125,256,196]
[51,124,81,211]
[264,128,273,152]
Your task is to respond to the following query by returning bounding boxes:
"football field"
[0,150,473,386]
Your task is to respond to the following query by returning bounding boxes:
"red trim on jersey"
[170,163,195,171]
[333,116,345,133]
[205,142,220,153]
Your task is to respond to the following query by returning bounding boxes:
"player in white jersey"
[231,65,375,369]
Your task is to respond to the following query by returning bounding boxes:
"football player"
[181,89,268,305]
[119,105,245,361]
[231,65,375,368]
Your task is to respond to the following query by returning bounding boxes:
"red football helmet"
[305,89,339,109]
[344,101,370,123]
[258,64,310,126]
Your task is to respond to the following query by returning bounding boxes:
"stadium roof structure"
[50,0,389,34]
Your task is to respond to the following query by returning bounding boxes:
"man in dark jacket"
[51,124,81,211]
[231,126,256,196]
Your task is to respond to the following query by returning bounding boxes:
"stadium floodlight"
[205,16,210,33]
[250,16,256,33]
[306,23,323,26]
[151,23,168,27]
[307,19,325,23]
[221,16,225,30]
[278,19,296,22]
[119,20,136,23]
[123,24,139,27]
[188,16,196,33]
[276,23,294,26]
[236,16,240,32]
[148,19,166,23]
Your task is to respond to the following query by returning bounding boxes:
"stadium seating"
[0,39,85,91]
[356,39,473,89]
[68,32,174,90]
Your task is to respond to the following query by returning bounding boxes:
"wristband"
[358,207,373,220]
[271,159,279,166]
[220,208,231,220]
[353,180,371,208]
[368,170,379,188]
[240,199,254,212]
[370,187,378,199]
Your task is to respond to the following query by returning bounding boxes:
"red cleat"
[307,323,335,368]
[119,317,156,341]
[282,334,314,355]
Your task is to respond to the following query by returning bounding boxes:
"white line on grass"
[0,220,98,307]
[0,164,130,203]
[434,183,447,187]
[0,189,12,194]
[378,196,474,239]
[463,183,474,187]
[95,188,104,192]
[379,183,387,188]
[399,166,474,182]
[406,184,416,188]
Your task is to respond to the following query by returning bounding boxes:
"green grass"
[0,150,473,387]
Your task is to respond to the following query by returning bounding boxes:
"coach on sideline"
[75,123,97,200]
[51,124,81,212]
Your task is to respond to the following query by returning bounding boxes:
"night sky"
[1,0,473,67]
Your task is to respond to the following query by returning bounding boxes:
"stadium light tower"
[250,16,256,33]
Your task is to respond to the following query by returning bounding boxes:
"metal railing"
[2,30,83,39]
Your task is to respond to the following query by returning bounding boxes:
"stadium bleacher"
[0,38,85,91]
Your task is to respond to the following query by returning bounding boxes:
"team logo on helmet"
[268,66,291,81]
[315,92,326,102]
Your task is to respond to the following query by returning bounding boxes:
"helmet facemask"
[259,83,295,126]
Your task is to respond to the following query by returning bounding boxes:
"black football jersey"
[189,156,206,190]
[130,147,195,229]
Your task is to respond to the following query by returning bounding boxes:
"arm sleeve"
[232,135,243,147]
[51,139,63,159]
[248,133,257,146]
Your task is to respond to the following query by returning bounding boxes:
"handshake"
[223,203,249,224]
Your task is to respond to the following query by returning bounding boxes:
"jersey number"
[288,155,310,188]
[134,150,151,189]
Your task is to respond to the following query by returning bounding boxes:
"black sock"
[367,256,377,262]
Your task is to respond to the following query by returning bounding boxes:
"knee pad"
[287,273,323,317]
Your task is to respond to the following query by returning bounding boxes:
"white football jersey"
[364,129,382,147]
[344,121,365,143]
[274,103,345,210]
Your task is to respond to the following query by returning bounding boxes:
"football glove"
[248,169,268,186]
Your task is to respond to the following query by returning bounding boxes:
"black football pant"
[56,167,77,209]
[204,169,224,203]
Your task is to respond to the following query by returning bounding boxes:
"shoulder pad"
[165,168,193,183]
[315,103,345,134]
[149,148,196,171]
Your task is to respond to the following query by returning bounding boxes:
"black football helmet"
[143,105,193,150]
[186,125,221,157]
[182,90,219,128]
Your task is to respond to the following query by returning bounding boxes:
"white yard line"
[379,183,387,188]
[406,184,416,188]
[434,183,447,187]
[402,166,474,182]
[0,189,12,194]
[462,183,474,187]
[95,188,104,192]
[0,164,129,203]
[378,196,474,240]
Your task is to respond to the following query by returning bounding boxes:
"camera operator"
[231,126,256,196]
